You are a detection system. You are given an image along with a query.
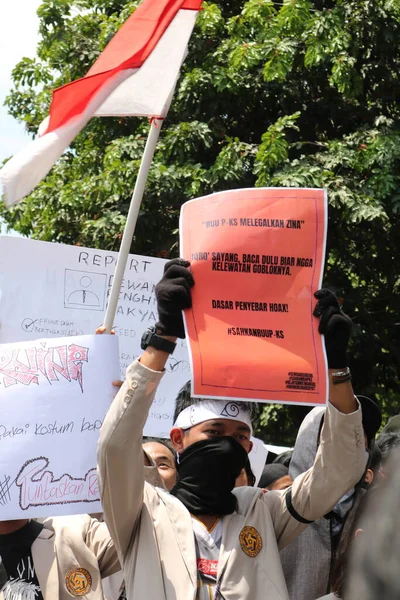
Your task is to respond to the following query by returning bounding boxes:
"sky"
[0,1,42,163]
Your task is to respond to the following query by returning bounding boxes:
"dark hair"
[347,449,400,599]
[173,380,258,425]
[330,490,368,597]
[377,430,400,464]
[244,456,256,487]
[142,436,175,455]
[369,443,382,473]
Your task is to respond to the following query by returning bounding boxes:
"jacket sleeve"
[97,359,164,562]
[264,401,366,550]
[84,518,121,578]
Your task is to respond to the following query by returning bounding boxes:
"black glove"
[313,289,352,368]
[155,258,194,338]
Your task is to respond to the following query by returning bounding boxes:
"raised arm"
[314,288,357,414]
[97,259,193,562]
[84,517,121,579]
[266,290,367,548]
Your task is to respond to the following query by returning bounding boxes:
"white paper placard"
[249,437,268,486]
[0,334,119,519]
[0,236,191,437]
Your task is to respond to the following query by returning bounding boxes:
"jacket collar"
[31,524,59,600]
[158,488,197,587]
[157,486,263,589]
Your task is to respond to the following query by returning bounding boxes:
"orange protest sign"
[180,187,328,406]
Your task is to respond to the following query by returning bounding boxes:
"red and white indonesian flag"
[0,0,202,207]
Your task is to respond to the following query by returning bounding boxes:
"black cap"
[357,395,382,442]
[273,449,293,468]
[258,464,289,489]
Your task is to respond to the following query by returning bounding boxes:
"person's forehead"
[143,441,174,460]
[278,475,292,483]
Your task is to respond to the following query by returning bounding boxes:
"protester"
[0,516,120,600]
[346,449,400,600]
[100,437,171,600]
[315,492,368,600]
[0,437,167,600]
[173,379,257,489]
[259,464,293,491]
[377,428,400,470]
[106,433,252,600]
[280,394,381,600]
[142,437,177,491]
[97,258,367,600]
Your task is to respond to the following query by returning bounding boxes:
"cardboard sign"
[0,334,119,519]
[0,236,191,437]
[180,188,328,406]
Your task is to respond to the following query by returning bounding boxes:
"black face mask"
[170,436,248,516]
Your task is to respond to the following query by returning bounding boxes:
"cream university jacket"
[98,360,367,600]
[0,515,120,600]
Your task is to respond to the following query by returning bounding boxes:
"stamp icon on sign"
[64,269,107,311]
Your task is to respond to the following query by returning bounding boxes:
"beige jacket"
[0,515,120,600]
[98,360,367,600]
[101,459,164,600]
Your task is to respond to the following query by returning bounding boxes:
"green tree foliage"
[2,0,400,444]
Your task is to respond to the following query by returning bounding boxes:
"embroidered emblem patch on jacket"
[65,568,92,596]
[239,526,263,557]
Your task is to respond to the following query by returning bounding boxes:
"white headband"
[173,400,253,435]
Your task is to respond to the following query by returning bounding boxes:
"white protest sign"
[0,236,190,437]
[248,437,268,486]
[0,334,119,519]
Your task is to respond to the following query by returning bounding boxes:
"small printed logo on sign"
[239,526,263,557]
[65,568,92,596]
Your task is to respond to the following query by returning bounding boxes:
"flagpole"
[103,117,163,332]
